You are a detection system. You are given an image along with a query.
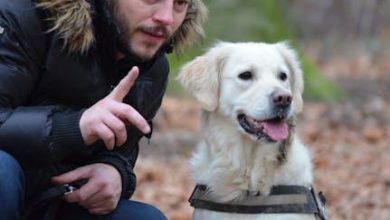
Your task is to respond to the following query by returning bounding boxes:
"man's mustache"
[140,25,171,39]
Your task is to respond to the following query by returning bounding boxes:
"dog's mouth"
[237,114,290,142]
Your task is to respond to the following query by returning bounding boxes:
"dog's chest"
[192,141,283,196]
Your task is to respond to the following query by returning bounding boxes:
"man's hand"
[52,163,122,215]
[80,66,150,150]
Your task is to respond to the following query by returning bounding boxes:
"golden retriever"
[178,42,326,220]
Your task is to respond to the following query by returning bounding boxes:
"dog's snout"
[272,91,292,108]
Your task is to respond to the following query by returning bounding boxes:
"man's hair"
[171,0,208,53]
[38,0,207,54]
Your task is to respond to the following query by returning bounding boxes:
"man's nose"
[153,2,174,25]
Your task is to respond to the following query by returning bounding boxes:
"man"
[0,0,207,219]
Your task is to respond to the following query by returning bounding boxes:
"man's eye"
[174,0,189,12]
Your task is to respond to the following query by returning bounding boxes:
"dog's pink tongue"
[263,121,289,141]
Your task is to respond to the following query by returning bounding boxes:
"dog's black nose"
[272,91,292,109]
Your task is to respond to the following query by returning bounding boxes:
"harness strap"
[189,184,328,220]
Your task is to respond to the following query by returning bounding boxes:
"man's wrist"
[92,153,136,198]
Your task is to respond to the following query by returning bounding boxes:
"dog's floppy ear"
[177,44,226,111]
[275,42,304,113]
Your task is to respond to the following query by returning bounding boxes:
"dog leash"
[189,184,328,220]
[22,179,88,220]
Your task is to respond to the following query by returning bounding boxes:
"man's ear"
[275,42,304,113]
[177,45,226,111]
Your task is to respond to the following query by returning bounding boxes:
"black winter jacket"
[0,0,169,200]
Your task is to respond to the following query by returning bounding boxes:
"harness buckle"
[64,184,77,195]
[311,188,329,220]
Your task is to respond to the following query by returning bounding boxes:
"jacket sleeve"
[0,11,131,198]
[0,7,90,168]
[92,55,170,199]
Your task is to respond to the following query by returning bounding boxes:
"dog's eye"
[238,71,253,80]
[279,72,288,81]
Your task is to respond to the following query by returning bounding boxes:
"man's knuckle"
[109,204,116,211]
[88,209,100,215]
[97,180,109,189]
[114,123,125,133]
[105,132,115,140]
[73,193,84,202]
[90,113,101,122]
[124,107,134,116]
[102,193,113,201]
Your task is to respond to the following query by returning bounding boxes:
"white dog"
[177,42,327,220]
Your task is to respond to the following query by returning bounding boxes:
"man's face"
[114,0,190,60]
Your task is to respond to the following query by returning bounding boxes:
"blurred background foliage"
[167,0,390,101]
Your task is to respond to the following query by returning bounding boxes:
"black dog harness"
[189,184,328,220]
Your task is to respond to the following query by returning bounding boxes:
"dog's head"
[177,42,304,143]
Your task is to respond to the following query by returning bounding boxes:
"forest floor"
[132,49,390,220]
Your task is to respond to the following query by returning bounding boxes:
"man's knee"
[0,150,24,179]
[112,200,167,220]
[0,150,25,219]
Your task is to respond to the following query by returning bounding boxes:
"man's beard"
[128,25,170,61]
[108,0,173,61]
[118,23,172,62]
[107,0,164,61]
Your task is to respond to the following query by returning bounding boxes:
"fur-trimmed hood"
[37,0,207,54]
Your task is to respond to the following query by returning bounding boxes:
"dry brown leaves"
[300,103,390,220]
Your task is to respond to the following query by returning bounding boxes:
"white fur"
[178,42,315,220]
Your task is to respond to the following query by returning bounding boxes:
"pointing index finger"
[109,66,139,101]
